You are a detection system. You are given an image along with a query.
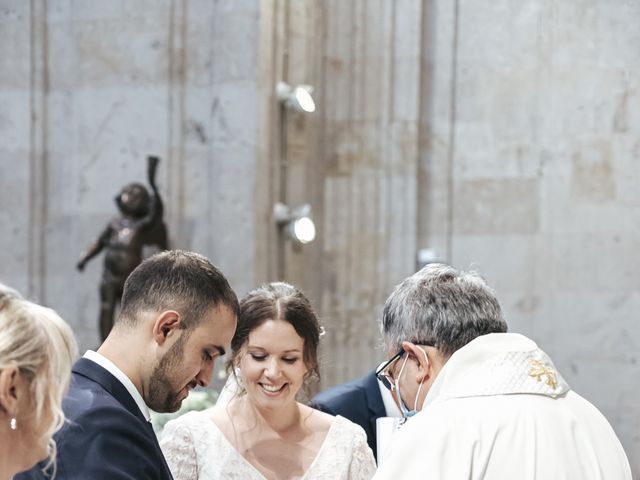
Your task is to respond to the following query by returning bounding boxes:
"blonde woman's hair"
[0,283,78,475]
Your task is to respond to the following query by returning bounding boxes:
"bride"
[160,282,376,480]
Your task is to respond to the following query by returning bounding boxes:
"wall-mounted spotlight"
[276,81,316,113]
[273,202,316,244]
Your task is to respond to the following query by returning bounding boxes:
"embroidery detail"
[528,359,558,390]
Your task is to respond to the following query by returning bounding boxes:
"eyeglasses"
[375,342,435,391]
[375,349,405,391]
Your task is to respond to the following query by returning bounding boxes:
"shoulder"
[299,404,369,441]
[63,380,134,424]
[209,404,230,424]
[207,402,241,438]
[333,414,368,439]
[322,415,376,474]
[107,217,121,229]
[161,409,221,447]
[404,397,486,434]
[300,403,335,431]
[397,395,555,444]
[160,409,236,475]
[163,409,212,433]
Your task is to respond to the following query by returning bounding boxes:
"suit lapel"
[72,358,174,479]
[73,358,144,420]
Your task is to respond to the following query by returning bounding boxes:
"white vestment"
[373,333,632,480]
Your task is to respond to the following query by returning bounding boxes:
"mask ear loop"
[395,353,418,419]
[397,353,410,384]
[412,347,430,411]
[394,354,409,414]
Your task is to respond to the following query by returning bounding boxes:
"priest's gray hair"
[381,263,507,357]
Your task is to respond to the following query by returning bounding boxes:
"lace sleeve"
[348,425,377,480]
[159,419,198,480]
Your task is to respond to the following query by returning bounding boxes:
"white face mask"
[394,347,429,419]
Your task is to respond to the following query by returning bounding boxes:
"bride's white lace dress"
[160,410,376,480]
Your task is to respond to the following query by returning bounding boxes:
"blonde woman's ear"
[0,366,20,417]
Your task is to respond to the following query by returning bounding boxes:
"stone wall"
[420,0,640,474]
[0,0,262,357]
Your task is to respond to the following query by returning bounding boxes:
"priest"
[372,263,632,479]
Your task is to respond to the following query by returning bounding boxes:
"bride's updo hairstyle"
[227,282,323,388]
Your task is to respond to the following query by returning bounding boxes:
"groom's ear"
[152,310,182,346]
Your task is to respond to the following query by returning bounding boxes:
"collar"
[423,333,570,409]
[83,350,151,421]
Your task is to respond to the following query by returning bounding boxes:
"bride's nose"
[264,358,280,378]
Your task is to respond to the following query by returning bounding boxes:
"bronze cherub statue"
[77,156,168,340]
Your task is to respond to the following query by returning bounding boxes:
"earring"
[10,418,17,430]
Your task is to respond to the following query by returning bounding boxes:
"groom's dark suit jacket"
[311,370,386,461]
[16,358,173,480]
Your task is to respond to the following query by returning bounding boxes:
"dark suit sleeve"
[309,397,338,415]
[55,406,167,480]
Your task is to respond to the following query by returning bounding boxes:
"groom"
[17,250,238,480]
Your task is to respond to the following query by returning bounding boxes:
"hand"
[76,260,86,272]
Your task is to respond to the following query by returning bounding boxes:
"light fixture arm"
[273,202,293,224]
[276,82,293,102]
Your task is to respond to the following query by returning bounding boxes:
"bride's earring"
[10,418,17,430]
